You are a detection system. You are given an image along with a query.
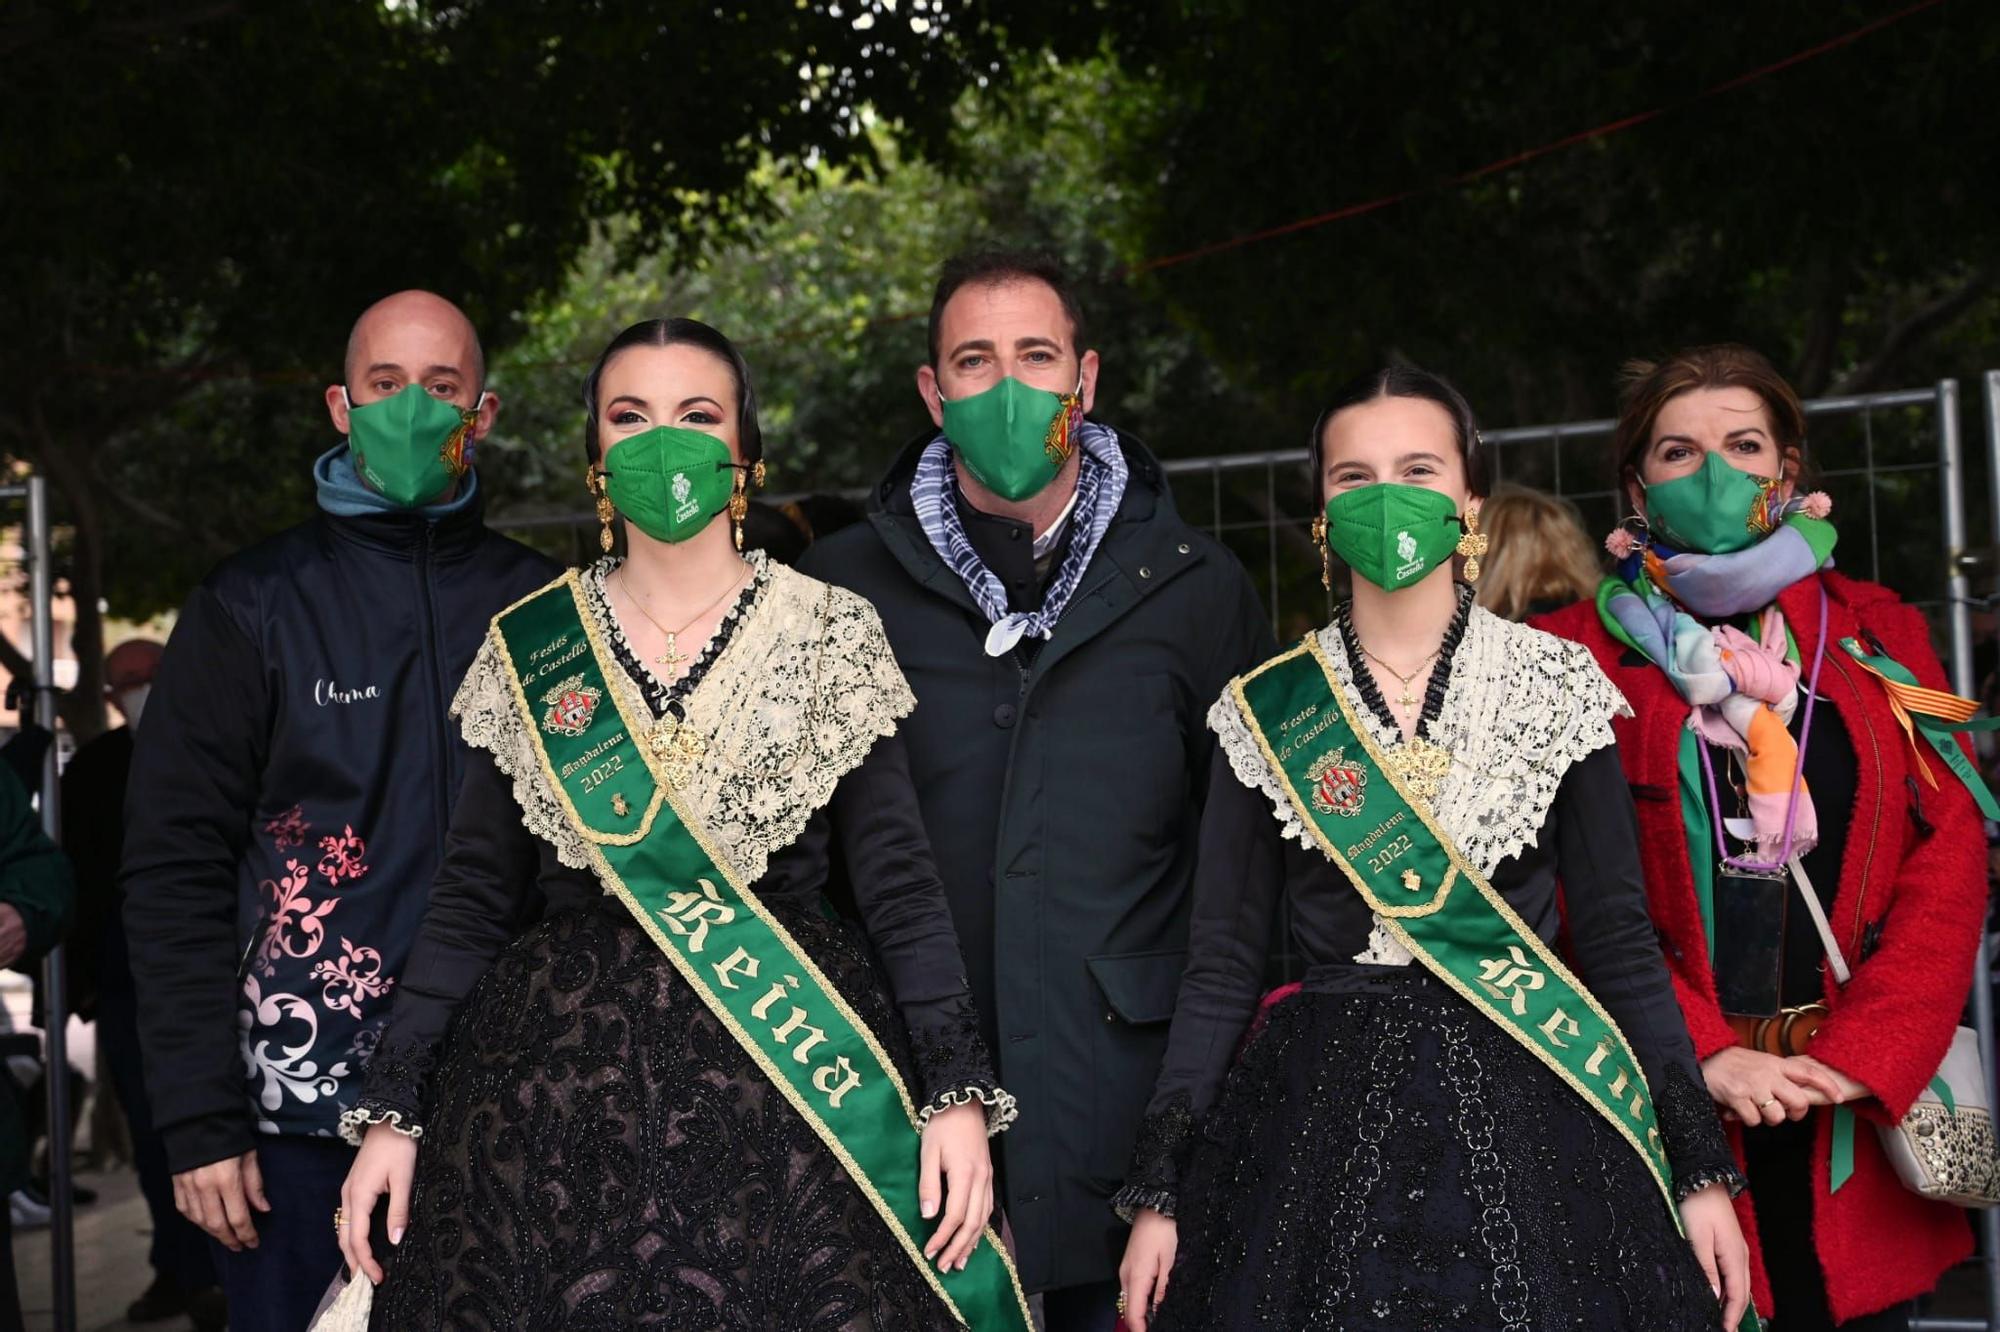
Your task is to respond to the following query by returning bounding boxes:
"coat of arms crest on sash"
[540,674,603,737]
[1306,746,1368,817]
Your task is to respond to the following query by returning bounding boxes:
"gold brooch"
[646,714,708,790]
[1401,868,1421,892]
[1381,734,1453,805]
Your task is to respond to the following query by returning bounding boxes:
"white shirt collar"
[1032,490,1081,561]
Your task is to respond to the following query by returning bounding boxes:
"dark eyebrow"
[946,338,997,360]
[1014,336,1063,353]
[605,394,649,413]
[1652,433,1698,448]
[1395,451,1447,467]
[419,363,464,381]
[677,396,725,414]
[363,362,405,377]
[1724,427,1768,439]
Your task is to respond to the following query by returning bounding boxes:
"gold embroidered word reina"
[659,878,864,1110]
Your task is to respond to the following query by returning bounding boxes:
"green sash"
[492,573,1031,1331]
[1234,637,1683,1212]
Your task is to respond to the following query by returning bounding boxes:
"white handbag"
[1785,852,2000,1207]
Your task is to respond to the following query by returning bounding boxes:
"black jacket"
[121,492,555,1173]
[799,429,1275,1292]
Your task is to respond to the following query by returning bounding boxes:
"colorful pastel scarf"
[1597,490,1837,857]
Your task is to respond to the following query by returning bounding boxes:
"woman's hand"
[1782,1053,1872,1105]
[1680,1182,1751,1331]
[1701,1046,1839,1125]
[339,1123,419,1284]
[918,1102,993,1272]
[1118,1207,1178,1332]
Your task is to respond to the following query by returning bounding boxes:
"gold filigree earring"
[729,460,766,553]
[1456,505,1488,583]
[1311,513,1331,591]
[587,466,615,553]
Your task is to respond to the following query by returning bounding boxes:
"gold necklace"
[618,564,750,678]
[1358,644,1440,712]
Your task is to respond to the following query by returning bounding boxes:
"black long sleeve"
[828,731,1004,1123]
[347,745,573,1133]
[1551,745,1741,1199]
[1112,747,1315,1217]
[121,584,271,1172]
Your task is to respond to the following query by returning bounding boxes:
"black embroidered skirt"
[1154,969,1723,1332]
[370,897,960,1331]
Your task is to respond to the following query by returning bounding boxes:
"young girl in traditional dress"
[1115,365,1749,1331]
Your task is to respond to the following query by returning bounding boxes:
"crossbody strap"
[1785,854,1853,986]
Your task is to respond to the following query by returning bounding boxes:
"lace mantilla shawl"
[1212,606,1631,962]
[455,557,916,883]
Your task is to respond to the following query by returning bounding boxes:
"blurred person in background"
[64,639,225,1328]
[1473,484,1603,622]
[0,763,73,1332]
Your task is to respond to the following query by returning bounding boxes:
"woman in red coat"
[1537,344,1986,1330]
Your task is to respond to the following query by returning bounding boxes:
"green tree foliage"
[0,0,1063,732]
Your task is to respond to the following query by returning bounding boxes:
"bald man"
[122,291,557,1329]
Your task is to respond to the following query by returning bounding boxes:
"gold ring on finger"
[333,1206,346,1232]
[1758,1097,1778,1109]
[1117,1292,1129,1315]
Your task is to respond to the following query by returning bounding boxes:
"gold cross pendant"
[656,632,687,675]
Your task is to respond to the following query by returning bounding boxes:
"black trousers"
[1744,1116,1914,1331]
[98,985,215,1289]
[1042,1277,1121,1332]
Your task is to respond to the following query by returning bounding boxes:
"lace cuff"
[905,1002,1012,1134]
[1655,1061,1746,1200]
[342,1034,438,1146]
[1112,1092,1196,1223]
[337,1104,425,1147]
[918,1083,1020,1137]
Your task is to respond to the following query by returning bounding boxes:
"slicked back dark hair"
[926,249,1087,367]
[581,318,762,466]
[1308,363,1490,502]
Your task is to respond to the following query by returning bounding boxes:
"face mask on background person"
[1640,449,1783,555]
[343,383,484,506]
[939,374,1084,502]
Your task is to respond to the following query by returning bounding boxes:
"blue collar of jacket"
[312,444,490,559]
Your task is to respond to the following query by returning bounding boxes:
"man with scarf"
[121,290,556,1332]
[801,251,1274,1328]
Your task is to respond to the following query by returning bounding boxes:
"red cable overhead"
[1131,0,1949,274]
[58,0,1950,384]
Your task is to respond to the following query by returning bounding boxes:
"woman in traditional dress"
[333,318,1031,1331]
[1114,365,1751,1331]
[1537,345,1990,1331]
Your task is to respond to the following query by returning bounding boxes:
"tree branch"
[1833,270,1994,396]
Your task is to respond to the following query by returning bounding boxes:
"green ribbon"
[1831,1105,1857,1192]
[1839,637,2000,820]
[493,575,1031,1331]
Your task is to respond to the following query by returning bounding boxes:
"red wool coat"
[1536,571,1983,1323]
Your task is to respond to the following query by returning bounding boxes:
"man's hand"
[172,1150,270,1251]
